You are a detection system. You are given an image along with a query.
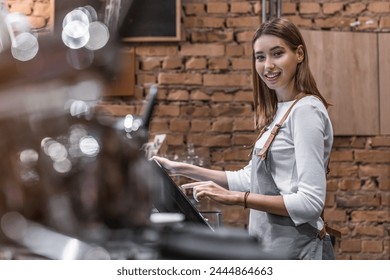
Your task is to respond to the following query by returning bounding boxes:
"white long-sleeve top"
[226,95,333,230]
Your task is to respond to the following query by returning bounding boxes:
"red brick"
[158,73,202,85]
[226,44,245,57]
[359,164,390,177]
[211,92,234,102]
[283,3,297,15]
[243,42,254,56]
[355,225,385,237]
[226,16,260,28]
[340,239,361,253]
[330,150,353,162]
[185,58,207,69]
[236,30,257,42]
[371,136,390,147]
[191,90,210,101]
[27,16,46,29]
[324,209,347,222]
[361,178,379,190]
[191,30,234,43]
[351,210,390,222]
[167,89,189,101]
[333,137,353,148]
[379,178,390,191]
[233,118,255,131]
[362,240,383,253]
[212,118,233,132]
[338,179,361,191]
[325,191,335,207]
[169,119,190,132]
[204,74,251,87]
[357,17,379,31]
[162,57,183,70]
[32,2,51,18]
[254,1,260,14]
[165,134,184,146]
[137,74,157,85]
[232,133,256,146]
[326,180,339,192]
[207,2,228,14]
[208,58,229,70]
[336,193,380,208]
[184,3,205,15]
[136,46,178,56]
[379,16,390,29]
[184,16,225,28]
[188,134,231,147]
[328,163,359,177]
[230,2,252,14]
[368,2,390,13]
[191,119,212,132]
[346,2,367,15]
[323,3,344,15]
[231,58,251,70]
[181,43,225,56]
[315,17,352,29]
[355,150,390,163]
[9,2,32,14]
[382,193,390,206]
[234,91,253,102]
[299,3,320,14]
[350,137,367,148]
[211,104,253,117]
[183,106,211,117]
[155,104,181,117]
[284,15,313,28]
[150,119,169,132]
[224,148,252,161]
[95,104,137,117]
[141,58,161,70]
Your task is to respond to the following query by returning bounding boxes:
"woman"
[153,18,334,259]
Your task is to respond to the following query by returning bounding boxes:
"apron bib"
[249,148,323,259]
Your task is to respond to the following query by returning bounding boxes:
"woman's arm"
[189,180,289,216]
[152,156,229,188]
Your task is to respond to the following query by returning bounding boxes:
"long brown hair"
[252,18,329,130]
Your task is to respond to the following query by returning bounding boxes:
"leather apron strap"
[257,96,304,160]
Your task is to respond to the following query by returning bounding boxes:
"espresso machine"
[0,0,281,260]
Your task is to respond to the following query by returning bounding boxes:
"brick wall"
[5,0,52,31]
[7,0,390,260]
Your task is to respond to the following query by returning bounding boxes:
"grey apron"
[249,148,323,259]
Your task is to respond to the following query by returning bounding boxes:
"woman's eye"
[273,51,283,57]
[256,55,265,61]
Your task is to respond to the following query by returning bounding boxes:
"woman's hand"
[182,181,243,206]
[152,156,181,175]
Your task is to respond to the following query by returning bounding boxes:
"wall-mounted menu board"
[119,0,181,42]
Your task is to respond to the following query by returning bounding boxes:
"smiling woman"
[153,18,336,260]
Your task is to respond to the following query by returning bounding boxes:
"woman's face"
[253,34,303,99]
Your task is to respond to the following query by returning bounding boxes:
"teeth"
[265,73,279,79]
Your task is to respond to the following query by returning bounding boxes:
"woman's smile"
[264,71,281,83]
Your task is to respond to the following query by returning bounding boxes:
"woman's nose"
[264,58,275,70]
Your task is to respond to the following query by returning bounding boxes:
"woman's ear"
[296,45,304,63]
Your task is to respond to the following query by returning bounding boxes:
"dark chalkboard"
[119,0,181,42]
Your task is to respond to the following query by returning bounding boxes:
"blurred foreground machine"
[0,2,280,260]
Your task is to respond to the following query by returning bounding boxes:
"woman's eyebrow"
[269,46,284,51]
[254,46,285,54]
